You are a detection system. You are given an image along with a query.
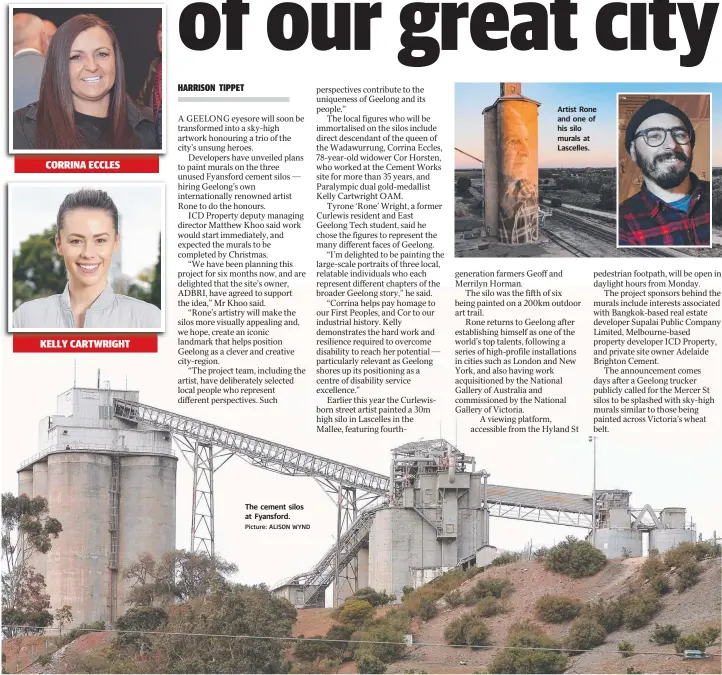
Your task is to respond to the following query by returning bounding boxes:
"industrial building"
[17,386,697,624]
[17,386,176,627]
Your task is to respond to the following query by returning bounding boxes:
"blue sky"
[455,83,722,169]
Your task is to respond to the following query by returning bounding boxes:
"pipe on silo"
[483,107,499,238]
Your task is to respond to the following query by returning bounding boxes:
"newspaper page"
[1,1,721,674]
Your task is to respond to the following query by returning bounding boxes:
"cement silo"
[649,508,696,553]
[483,83,541,243]
[18,469,33,497]
[118,455,177,610]
[45,453,113,624]
[18,386,177,627]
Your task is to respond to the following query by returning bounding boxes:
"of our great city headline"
[177,0,718,67]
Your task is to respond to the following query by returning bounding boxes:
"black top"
[12,98,158,150]
[75,111,113,148]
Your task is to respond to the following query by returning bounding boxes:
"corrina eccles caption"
[177,0,718,68]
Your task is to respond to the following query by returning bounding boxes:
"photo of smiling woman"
[13,13,156,150]
[12,188,161,329]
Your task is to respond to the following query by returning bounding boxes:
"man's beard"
[638,149,692,190]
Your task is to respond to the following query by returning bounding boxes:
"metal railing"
[113,399,391,494]
[18,442,175,470]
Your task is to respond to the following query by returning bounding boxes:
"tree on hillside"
[1,493,63,637]
[154,584,296,673]
[124,549,238,607]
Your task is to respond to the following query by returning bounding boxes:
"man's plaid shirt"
[618,173,710,246]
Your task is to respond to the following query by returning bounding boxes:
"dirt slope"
[388,558,721,674]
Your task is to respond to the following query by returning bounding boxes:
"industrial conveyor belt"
[113,400,592,518]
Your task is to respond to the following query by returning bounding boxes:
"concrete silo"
[483,83,541,243]
[18,386,177,627]
[649,508,696,553]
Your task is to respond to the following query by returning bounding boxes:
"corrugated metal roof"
[485,484,592,514]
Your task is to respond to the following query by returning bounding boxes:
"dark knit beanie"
[624,99,695,152]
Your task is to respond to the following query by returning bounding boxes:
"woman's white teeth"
[79,264,99,270]
[83,76,101,82]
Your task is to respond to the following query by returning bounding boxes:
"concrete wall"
[368,508,442,599]
[18,469,33,497]
[660,509,686,528]
[595,528,643,558]
[118,455,177,613]
[650,528,696,553]
[46,453,112,625]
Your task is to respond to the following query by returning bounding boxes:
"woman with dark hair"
[13,14,157,150]
[12,188,161,329]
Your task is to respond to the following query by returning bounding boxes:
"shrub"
[621,548,632,559]
[352,588,394,607]
[402,585,414,599]
[535,595,583,623]
[378,607,412,634]
[651,623,681,645]
[464,618,491,649]
[356,652,386,674]
[662,541,717,568]
[700,626,721,646]
[533,546,549,561]
[402,569,470,617]
[444,616,469,645]
[354,624,406,663]
[584,598,624,633]
[675,634,707,654]
[650,576,671,595]
[641,556,665,580]
[545,536,607,578]
[618,640,635,657]
[622,589,662,630]
[474,596,504,618]
[325,624,353,656]
[445,590,464,607]
[443,614,490,648]
[469,577,515,601]
[488,621,567,674]
[340,600,375,629]
[491,552,522,567]
[465,566,482,579]
[418,598,437,621]
[566,617,607,651]
[294,635,330,662]
[676,562,701,591]
[114,606,168,653]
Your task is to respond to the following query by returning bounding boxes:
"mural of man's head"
[625,99,695,190]
[502,107,531,180]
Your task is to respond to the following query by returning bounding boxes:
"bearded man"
[618,99,710,246]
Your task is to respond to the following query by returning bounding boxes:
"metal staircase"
[285,505,384,607]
